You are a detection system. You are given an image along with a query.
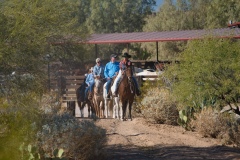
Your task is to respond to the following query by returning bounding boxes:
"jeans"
[132,77,139,89]
[105,78,113,94]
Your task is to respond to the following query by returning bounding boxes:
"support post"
[156,41,159,62]
[48,62,50,91]
[127,43,130,52]
[95,44,98,58]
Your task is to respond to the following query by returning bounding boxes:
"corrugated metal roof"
[85,27,240,44]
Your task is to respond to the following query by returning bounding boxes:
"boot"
[136,88,141,96]
[107,92,110,99]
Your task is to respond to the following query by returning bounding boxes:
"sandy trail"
[95,117,240,160]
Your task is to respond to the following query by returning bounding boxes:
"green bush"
[164,38,240,122]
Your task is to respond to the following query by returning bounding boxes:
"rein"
[122,67,134,94]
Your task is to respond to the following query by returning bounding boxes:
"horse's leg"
[80,102,85,118]
[122,100,127,121]
[128,101,133,121]
[113,101,116,119]
[104,98,108,118]
[87,103,91,118]
[110,100,113,118]
[113,97,119,119]
[89,100,96,119]
[100,101,104,118]
[93,98,98,118]
[118,98,122,120]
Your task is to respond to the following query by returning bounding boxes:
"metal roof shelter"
[86,27,240,44]
[53,23,240,61]
[85,26,240,61]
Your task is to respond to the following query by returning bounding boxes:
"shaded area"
[105,145,240,160]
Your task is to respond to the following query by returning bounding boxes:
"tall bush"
[165,38,240,116]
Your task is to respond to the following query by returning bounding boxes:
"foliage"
[165,38,240,116]
[0,0,87,94]
[0,95,42,160]
[37,113,107,160]
[142,0,240,60]
[137,80,178,125]
[78,0,156,34]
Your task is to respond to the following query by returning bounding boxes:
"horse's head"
[124,66,133,78]
[94,78,103,94]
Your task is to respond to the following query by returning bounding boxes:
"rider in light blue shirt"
[93,58,105,79]
[104,54,119,97]
[84,67,94,100]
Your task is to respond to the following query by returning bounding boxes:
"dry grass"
[37,113,107,160]
[190,107,240,147]
[139,87,178,125]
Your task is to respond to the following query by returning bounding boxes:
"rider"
[104,54,119,98]
[85,58,105,98]
[84,67,94,100]
[112,52,141,96]
[93,58,105,80]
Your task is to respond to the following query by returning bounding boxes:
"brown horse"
[76,80,95,118]
[92,78,105,118]
[118,66,135,121]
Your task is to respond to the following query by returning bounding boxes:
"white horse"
[103,82,122,119]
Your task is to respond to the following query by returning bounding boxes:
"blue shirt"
[104,61,119,78]
[85,73,94,86]
[93,64,104,78]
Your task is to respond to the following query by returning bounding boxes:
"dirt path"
[95,117,240,160]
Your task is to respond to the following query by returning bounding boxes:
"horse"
[92,78,105,118]
[103,77,121,119]
[118,66,136,121]
[76,77,95,118]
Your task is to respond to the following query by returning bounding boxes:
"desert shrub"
[139,84,178,125]
[190,107,230,138]
[191,107,240,148]
[228,121,240,147]
[37,113,107,160]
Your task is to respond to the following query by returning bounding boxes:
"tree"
[0,0,86,159]
[78,0,156,34]
[206,0,240,29]
[0,0,86,92]
[165,38,240,115]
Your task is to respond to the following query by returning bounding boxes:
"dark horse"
[118,66,136,121]
[76,77,95,118]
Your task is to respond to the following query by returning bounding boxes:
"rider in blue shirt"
[84,67,94,100]
[104,54,119,98]
[93,58,105,79]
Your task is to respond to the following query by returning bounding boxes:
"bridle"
[122,67,134,94]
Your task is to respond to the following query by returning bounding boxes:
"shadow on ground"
[105,144,240,160]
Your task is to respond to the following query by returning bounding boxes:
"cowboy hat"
[122,52,131,58]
